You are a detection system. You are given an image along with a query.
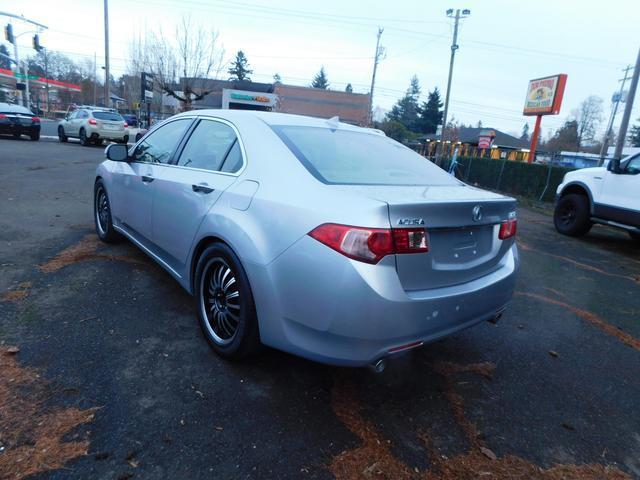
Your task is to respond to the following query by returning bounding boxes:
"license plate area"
[430,225,495,266]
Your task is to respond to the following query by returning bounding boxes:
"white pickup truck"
[554,153,640,242]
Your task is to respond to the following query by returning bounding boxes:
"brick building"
[187,78,370,126]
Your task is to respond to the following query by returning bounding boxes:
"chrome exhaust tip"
[370,359,386,374]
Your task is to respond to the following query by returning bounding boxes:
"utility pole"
[613,46,640,160]
[103,0,110,107]
[599,65,633,165]
[368,27,384,126]
[44,48,49,115]
[436,8,470,163]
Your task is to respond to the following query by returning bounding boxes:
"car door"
[150,118,245,270]
[63,111,77,136]
[109,118,193,245]
[597,154,640,226]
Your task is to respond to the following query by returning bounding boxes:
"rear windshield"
[272,126,460,186]
[93,111,123,121]
[0,104,32,115]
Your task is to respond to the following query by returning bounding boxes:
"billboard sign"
[523,74,567,116]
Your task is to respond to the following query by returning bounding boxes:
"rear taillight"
[498,219,517,240]
[0,114,7,119]
[123,122,128,128]
[309,223,428,264]
[88,118,97,125]
[31,116,40,123]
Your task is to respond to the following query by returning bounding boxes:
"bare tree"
[130,17,224,111]
[572,95,604,149]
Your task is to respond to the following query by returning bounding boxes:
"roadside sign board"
[141,72,154,103]
[523,74,567,116]
[478,136,492,148]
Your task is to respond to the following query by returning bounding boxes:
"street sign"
[13,73,39,80]
[141,72,154,103]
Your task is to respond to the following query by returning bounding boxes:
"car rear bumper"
[248,236,519,367]
[0,124,40,136]
[87,126,127,140]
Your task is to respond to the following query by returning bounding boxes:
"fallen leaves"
[1,282,32,303]
[517,292,640,352]
[0,346,98,480]
[329,361,631,480]
[37,234,147,274]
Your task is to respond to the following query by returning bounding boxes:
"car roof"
[0,102,33,114]
[173,109,377,134]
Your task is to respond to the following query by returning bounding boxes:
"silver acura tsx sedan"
[94,110,519,368]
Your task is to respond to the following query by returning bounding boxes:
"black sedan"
[0,103,41,141]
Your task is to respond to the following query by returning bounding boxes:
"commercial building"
[187,78,370,125]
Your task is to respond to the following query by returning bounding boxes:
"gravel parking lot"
[1,138,639,479]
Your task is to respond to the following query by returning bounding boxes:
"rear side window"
[93,111,123,121]
[132,119,191,164]
[272,126,459,186]
[177,119,242,173]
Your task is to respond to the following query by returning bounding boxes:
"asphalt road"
[1,138,639,480]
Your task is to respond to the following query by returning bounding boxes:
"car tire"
[95,138,104,146]
[194,243,260,360]
[122,135,129,144]
[79,128,90,146]
[58,126,67,142]
[554,194,592,237]
[30,132,40,141]
[629,232,640,243]
[94,179,119,243]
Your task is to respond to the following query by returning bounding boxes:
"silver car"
[94,110,519,368]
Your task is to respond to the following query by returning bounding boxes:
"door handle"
[141,175,154,183]
[192,184,214,194]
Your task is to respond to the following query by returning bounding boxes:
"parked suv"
[554,153,640,242]
[58,108,128,146]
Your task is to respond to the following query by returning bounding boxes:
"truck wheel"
[554,194,592,237]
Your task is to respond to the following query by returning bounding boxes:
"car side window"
[79,110,89,119]
[131,119,191,164]
[177,119,240,172]
[220,141,243,173]
[625,156,640,175]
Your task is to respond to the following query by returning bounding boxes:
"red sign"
[478,136,492,148]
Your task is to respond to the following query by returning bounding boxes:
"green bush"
[440,156,573,202]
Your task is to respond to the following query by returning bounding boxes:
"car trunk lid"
[337,184,517,290]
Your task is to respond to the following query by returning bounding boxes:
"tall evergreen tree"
[416,87,443,134]
[311,67,329,89]
[386,75,422,132]
[345,83,353,93]
[228,50,253,81]
[520,123,530,141]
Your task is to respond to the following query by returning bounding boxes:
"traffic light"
[4,24,14,44]
[32,34,43,52]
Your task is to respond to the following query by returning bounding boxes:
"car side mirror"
[105,143,129,162]
[607,159,621,174]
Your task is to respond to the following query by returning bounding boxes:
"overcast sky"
[2,0,639,138]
